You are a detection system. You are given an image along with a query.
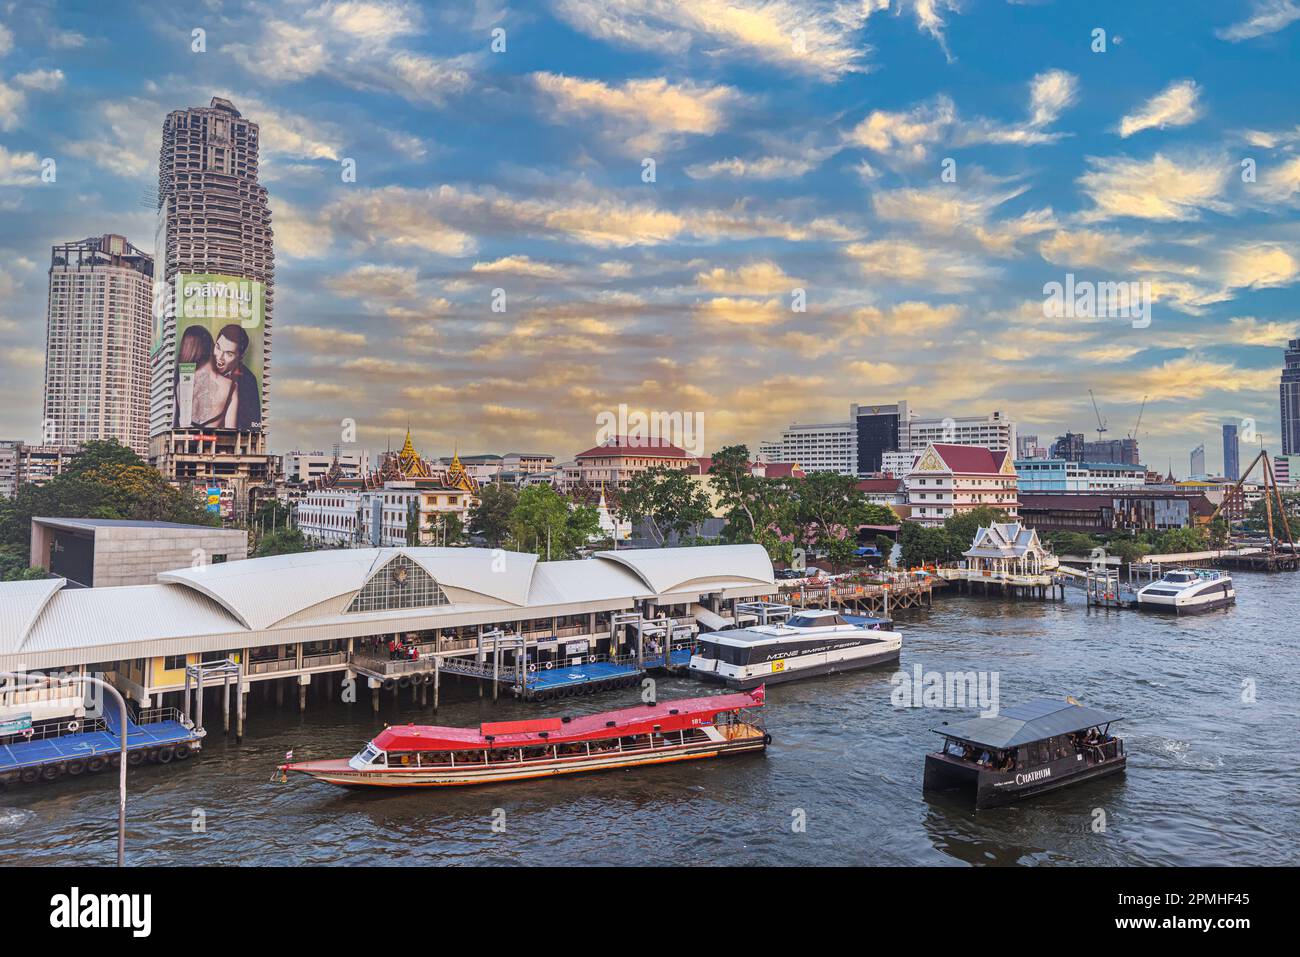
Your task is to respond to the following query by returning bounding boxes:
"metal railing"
[302,651,347,669]
[246,658,297,675]
[134,706,187,727]
[0,715,106,743]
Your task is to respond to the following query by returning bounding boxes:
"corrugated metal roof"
[592,544,773,594]
[0,578,65,655]
[17,582,245,656]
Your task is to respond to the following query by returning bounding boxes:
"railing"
[246,658,297,676]
[302,652,347,670]
[134,706,188,727]
[0,685,83,707]
[0,716,106,744]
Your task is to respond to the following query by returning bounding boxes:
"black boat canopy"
[931,698,1122,749]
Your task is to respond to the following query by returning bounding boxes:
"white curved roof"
[0,578,66,656]
[158,547,537,631]
[593,544,773,594]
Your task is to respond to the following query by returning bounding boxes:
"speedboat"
[688,609,901,689]
[923,697,1126,809]
[277,689,767,789]
[1136,568,1234,614]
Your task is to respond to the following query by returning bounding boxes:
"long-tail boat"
[278,688,767,788]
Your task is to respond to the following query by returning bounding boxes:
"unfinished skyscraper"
[150,97,275,506]
[43,234,154,456]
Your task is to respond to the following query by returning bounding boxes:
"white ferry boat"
[688,609,901,689]
[1135,568,1235,614]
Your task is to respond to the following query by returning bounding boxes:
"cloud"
[325,264,422,300]
[14,69,65,92]
[0,24,11,56]
[280,325,368,349]
[851,301,964,335]
[1077,152,1232,221]
[64,98,162,177]
[1221,243,1300,290]
[548,0,891,81]
[1224,315,1300,345]
[324,183,854,252]
[845,239,991,291]
[1217,0,1300,41]
[223,1,474,106]
[0,143,41,185]
[871,184,1054,254]
[902,0,964,60]
[685,147,837,180]
[696,261,801,294]
[845,70,1078,161]
[1119,80,1202,138]
[471,255,570,279]
[532,73,741,153]
[693,297,787,326]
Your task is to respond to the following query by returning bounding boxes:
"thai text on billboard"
[172,273,265,433]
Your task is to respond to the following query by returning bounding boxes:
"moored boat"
[1135,568,1235,613]
[688,609,901,689]
[923,697,1126,809]
[278,688,768,788]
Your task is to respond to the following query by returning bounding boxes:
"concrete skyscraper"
[42,234,154,456]
[1282,338,1300,456]
[150,96,275,506]
[1190,444,1206,481]
[1222,421,1239,481]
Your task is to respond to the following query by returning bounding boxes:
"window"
[164,655,187,671]
[347,554,449,613]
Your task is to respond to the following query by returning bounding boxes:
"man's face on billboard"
[214,334,241,374]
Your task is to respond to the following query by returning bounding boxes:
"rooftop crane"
[1088,389,1108,442]
[1128,395,1147,441]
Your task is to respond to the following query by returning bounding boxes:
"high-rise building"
[1190,444,1206,480]
[1222,422,1240,481]
[1050,432,1086,462]
[42,235,154,456]
[779,421,856,474]
[151,97,275,504]
[850,401,908,475]
[909,410,1016,455]
[1082,437,1140,465]
[1282,338,1300,455]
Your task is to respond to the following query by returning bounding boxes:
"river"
[3,571,1297,866]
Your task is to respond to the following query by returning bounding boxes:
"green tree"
[942,506,1006,550]
[255,527,308,557]
[509,484,596,559]
[616,466,712,546]
[898,522,961,568]
[1154,525,1207,555]
[1207,516,1229,549]
[469,482,518,546]
[426,511,466,546]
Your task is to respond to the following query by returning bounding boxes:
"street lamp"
[1,671,129,866]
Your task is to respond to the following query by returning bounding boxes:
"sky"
[1,0,1299,477]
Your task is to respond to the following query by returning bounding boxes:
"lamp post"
[1,671,129,866]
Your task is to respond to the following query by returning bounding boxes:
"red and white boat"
[278,688,768,788]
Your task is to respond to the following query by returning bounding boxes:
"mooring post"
[235,676,245,742]
[195,668,204,733]
[493,637,501,702]
[434,656,441,712]
[222,673,231,734]
[182,669,191,724]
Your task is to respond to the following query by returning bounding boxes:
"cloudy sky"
[1,0,1299,475]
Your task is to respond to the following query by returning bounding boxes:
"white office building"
[778,421,856,474]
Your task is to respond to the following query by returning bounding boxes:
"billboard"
[172,273,265,433]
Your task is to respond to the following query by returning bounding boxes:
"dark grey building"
[1282,338,1300,455]
[1222,422,1239,481]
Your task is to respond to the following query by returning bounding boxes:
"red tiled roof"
[575,437,691,459]
[929,443,1006,475]
[763,462,805,478]
[856,478,904,492]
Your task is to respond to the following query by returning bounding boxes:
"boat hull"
[693,645,900,689]
[287,736,767,788]
[923,752,1127,809]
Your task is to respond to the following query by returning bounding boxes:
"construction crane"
[1088,389,1108,442]
[1128,395,1147,441]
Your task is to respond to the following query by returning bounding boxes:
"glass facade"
[347,554,449,613]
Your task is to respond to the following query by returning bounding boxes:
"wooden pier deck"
[777,574,938,616]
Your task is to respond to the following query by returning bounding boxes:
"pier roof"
[0,544,775,668]
[933,698,1122,749]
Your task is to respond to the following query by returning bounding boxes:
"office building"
[1282,338,1300,455]
[1190,444,1206,481]
[1222,422,1240,481]
[850,401,908,475]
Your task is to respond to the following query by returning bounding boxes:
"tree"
[1155,525,1207,555]
[255,527,308,557]
[616,466,712,546]
[942,506,1006,550]
[426,511,466,547]
[708,445,763,542]
[469,482,518,546]
[898,522,961,568]
[509,485,596,559]
[1207,516,1229,549]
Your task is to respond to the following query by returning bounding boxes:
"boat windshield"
[1161,572,1196,583]
[787,614,847,628]
[355,745,386,766]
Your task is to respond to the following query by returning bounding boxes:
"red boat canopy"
[372,688,765,752]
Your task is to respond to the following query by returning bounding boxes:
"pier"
[778,573,937,616]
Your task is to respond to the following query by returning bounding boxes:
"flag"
[284,750,294,761]
[751,684,766,706]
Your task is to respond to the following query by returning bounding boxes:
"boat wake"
[0,807,36,831]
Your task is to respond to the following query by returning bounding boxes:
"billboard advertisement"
[172,273,265,433]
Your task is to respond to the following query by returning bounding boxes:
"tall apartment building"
[778,421,856,474]
[1050,431,1086,462]
[1190,444,1206,480]
[1222,422,1240,481]
[1082,437,1140,465]
[42,235,154,456]
[908,410,1016,457]
[0,441,82,498]
[151,97,275,503]
[1281,338,1300,455]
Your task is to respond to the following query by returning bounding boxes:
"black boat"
[923,698,1125,809]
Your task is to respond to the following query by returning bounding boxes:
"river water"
[3,572,1297,867]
